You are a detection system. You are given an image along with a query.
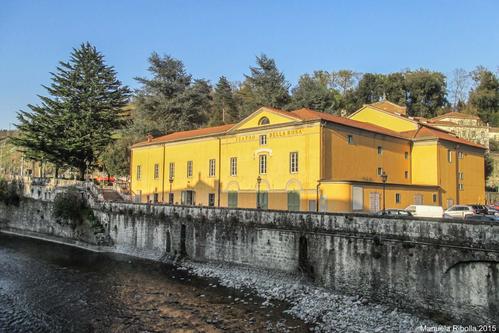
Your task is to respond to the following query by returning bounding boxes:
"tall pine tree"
[238,54,290,116]
[209,76,240,125]
[133,53,211,134]
[12,42,130,179]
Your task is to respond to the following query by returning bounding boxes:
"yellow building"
[130,102,486,212]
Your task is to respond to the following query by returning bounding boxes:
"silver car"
[444,205,474,219]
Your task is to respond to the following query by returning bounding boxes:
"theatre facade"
[130,101,486,212]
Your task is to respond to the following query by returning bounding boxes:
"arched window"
[258,116,270,125]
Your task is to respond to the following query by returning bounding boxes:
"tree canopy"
[12,42,130,179]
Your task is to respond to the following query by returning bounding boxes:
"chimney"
[147,134,153,142]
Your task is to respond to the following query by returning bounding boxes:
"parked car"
[375,209,413,217]
[444,205,475,219]
[485,205,498,215]
[469,204,489,215]
[464,214,499,222]
[405,205,443,218]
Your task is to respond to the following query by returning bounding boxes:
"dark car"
[375,209,413,217]
[464,214,499,222]
[469,205,488,215]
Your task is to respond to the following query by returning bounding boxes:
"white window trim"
[259,154,267,174]
[290,152,298,173]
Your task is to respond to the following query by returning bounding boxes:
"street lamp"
[256,176,262,209]
[381,171,388,213]
[169,176,174,204]
[316,179,322,212]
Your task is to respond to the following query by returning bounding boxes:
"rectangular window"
[153,163,159,179]
[377,146,383,155]
[458,151,464,159]
[448,150,452,163]
[136,165,142,181]
[259,134,267,145]
[405,171,409,179]
[209,159,216,177]
[208,193,215,207]
[259,154,267,174]
[187,161,193,178]
[458,183,464,191]
[432,194,437,203]
[459,172,464,180]
[395,193,401,204]
[230,157,237,176]
[169,162,175,179]
[228,191,238,208]
[404,152,409,159]
[289,152,298,173]
[352,186,363,211]
[347,135,353,144]
[377,167,383,176]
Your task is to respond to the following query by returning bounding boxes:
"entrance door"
[181,190,195,205]
[287,191,300,211]
[414,194,423,205]
[369,192,380,212]
[228,191,238,208]
[257,192,268,209]
[208,193,215,207]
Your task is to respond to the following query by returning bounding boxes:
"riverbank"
[1,228,436,332]
[0,232,309,332]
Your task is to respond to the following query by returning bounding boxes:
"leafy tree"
[384,73,407,106]
[353,73,386,107]
[289,71,341,114]
[12,43,130,179]
[330,70,360,96]
[209,76,240,125]
[469,67,499,126]
[448,68,470,110]
[485,153,494,181]
[100,134,133,178]
[404,69,447,118]
[238,54,290,116]
[133,53,211,134]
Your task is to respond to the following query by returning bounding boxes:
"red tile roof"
[133,124,235,147]
[401,125,485,149]
[291,108,410,140]
[431,112,480,121]
[369,101,407,115]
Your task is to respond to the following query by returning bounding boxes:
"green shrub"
[53,187,86,224]
[0,179,21,206]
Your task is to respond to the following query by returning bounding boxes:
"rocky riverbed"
[181,261,437,333]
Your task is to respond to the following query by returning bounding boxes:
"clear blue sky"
[1,0,498,129]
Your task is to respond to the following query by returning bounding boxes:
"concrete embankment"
[1,198,498,328]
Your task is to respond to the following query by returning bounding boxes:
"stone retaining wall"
[1,198,498,325]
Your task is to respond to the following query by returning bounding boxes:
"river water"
[0,233,309,332]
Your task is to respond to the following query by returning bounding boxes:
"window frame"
[377,167,383,176]
[347,135,353,144]
[169,162,175,179]
[230,157,237,176]
[187,160,193,178]
[153,163,160,179]
[395,193,401,204]
[209,159,216,177]
[377,146,383,155]
[447,150,452,163]
[259,154,267,174]
[258,117,270,125]
[289,151,299,173]
[259,134,267,145]
[136,165,142,181]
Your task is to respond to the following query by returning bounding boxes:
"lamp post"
[381,171,388,213]
[169,176,174,204]
[256,176,262,209]
[316,179,322,212]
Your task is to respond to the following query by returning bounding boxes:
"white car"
[444,205,474,219]
[405,205,443,218]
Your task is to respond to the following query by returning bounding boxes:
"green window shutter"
[260,192,269,210]
[287,191,300,211]
[228,192,238,208]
